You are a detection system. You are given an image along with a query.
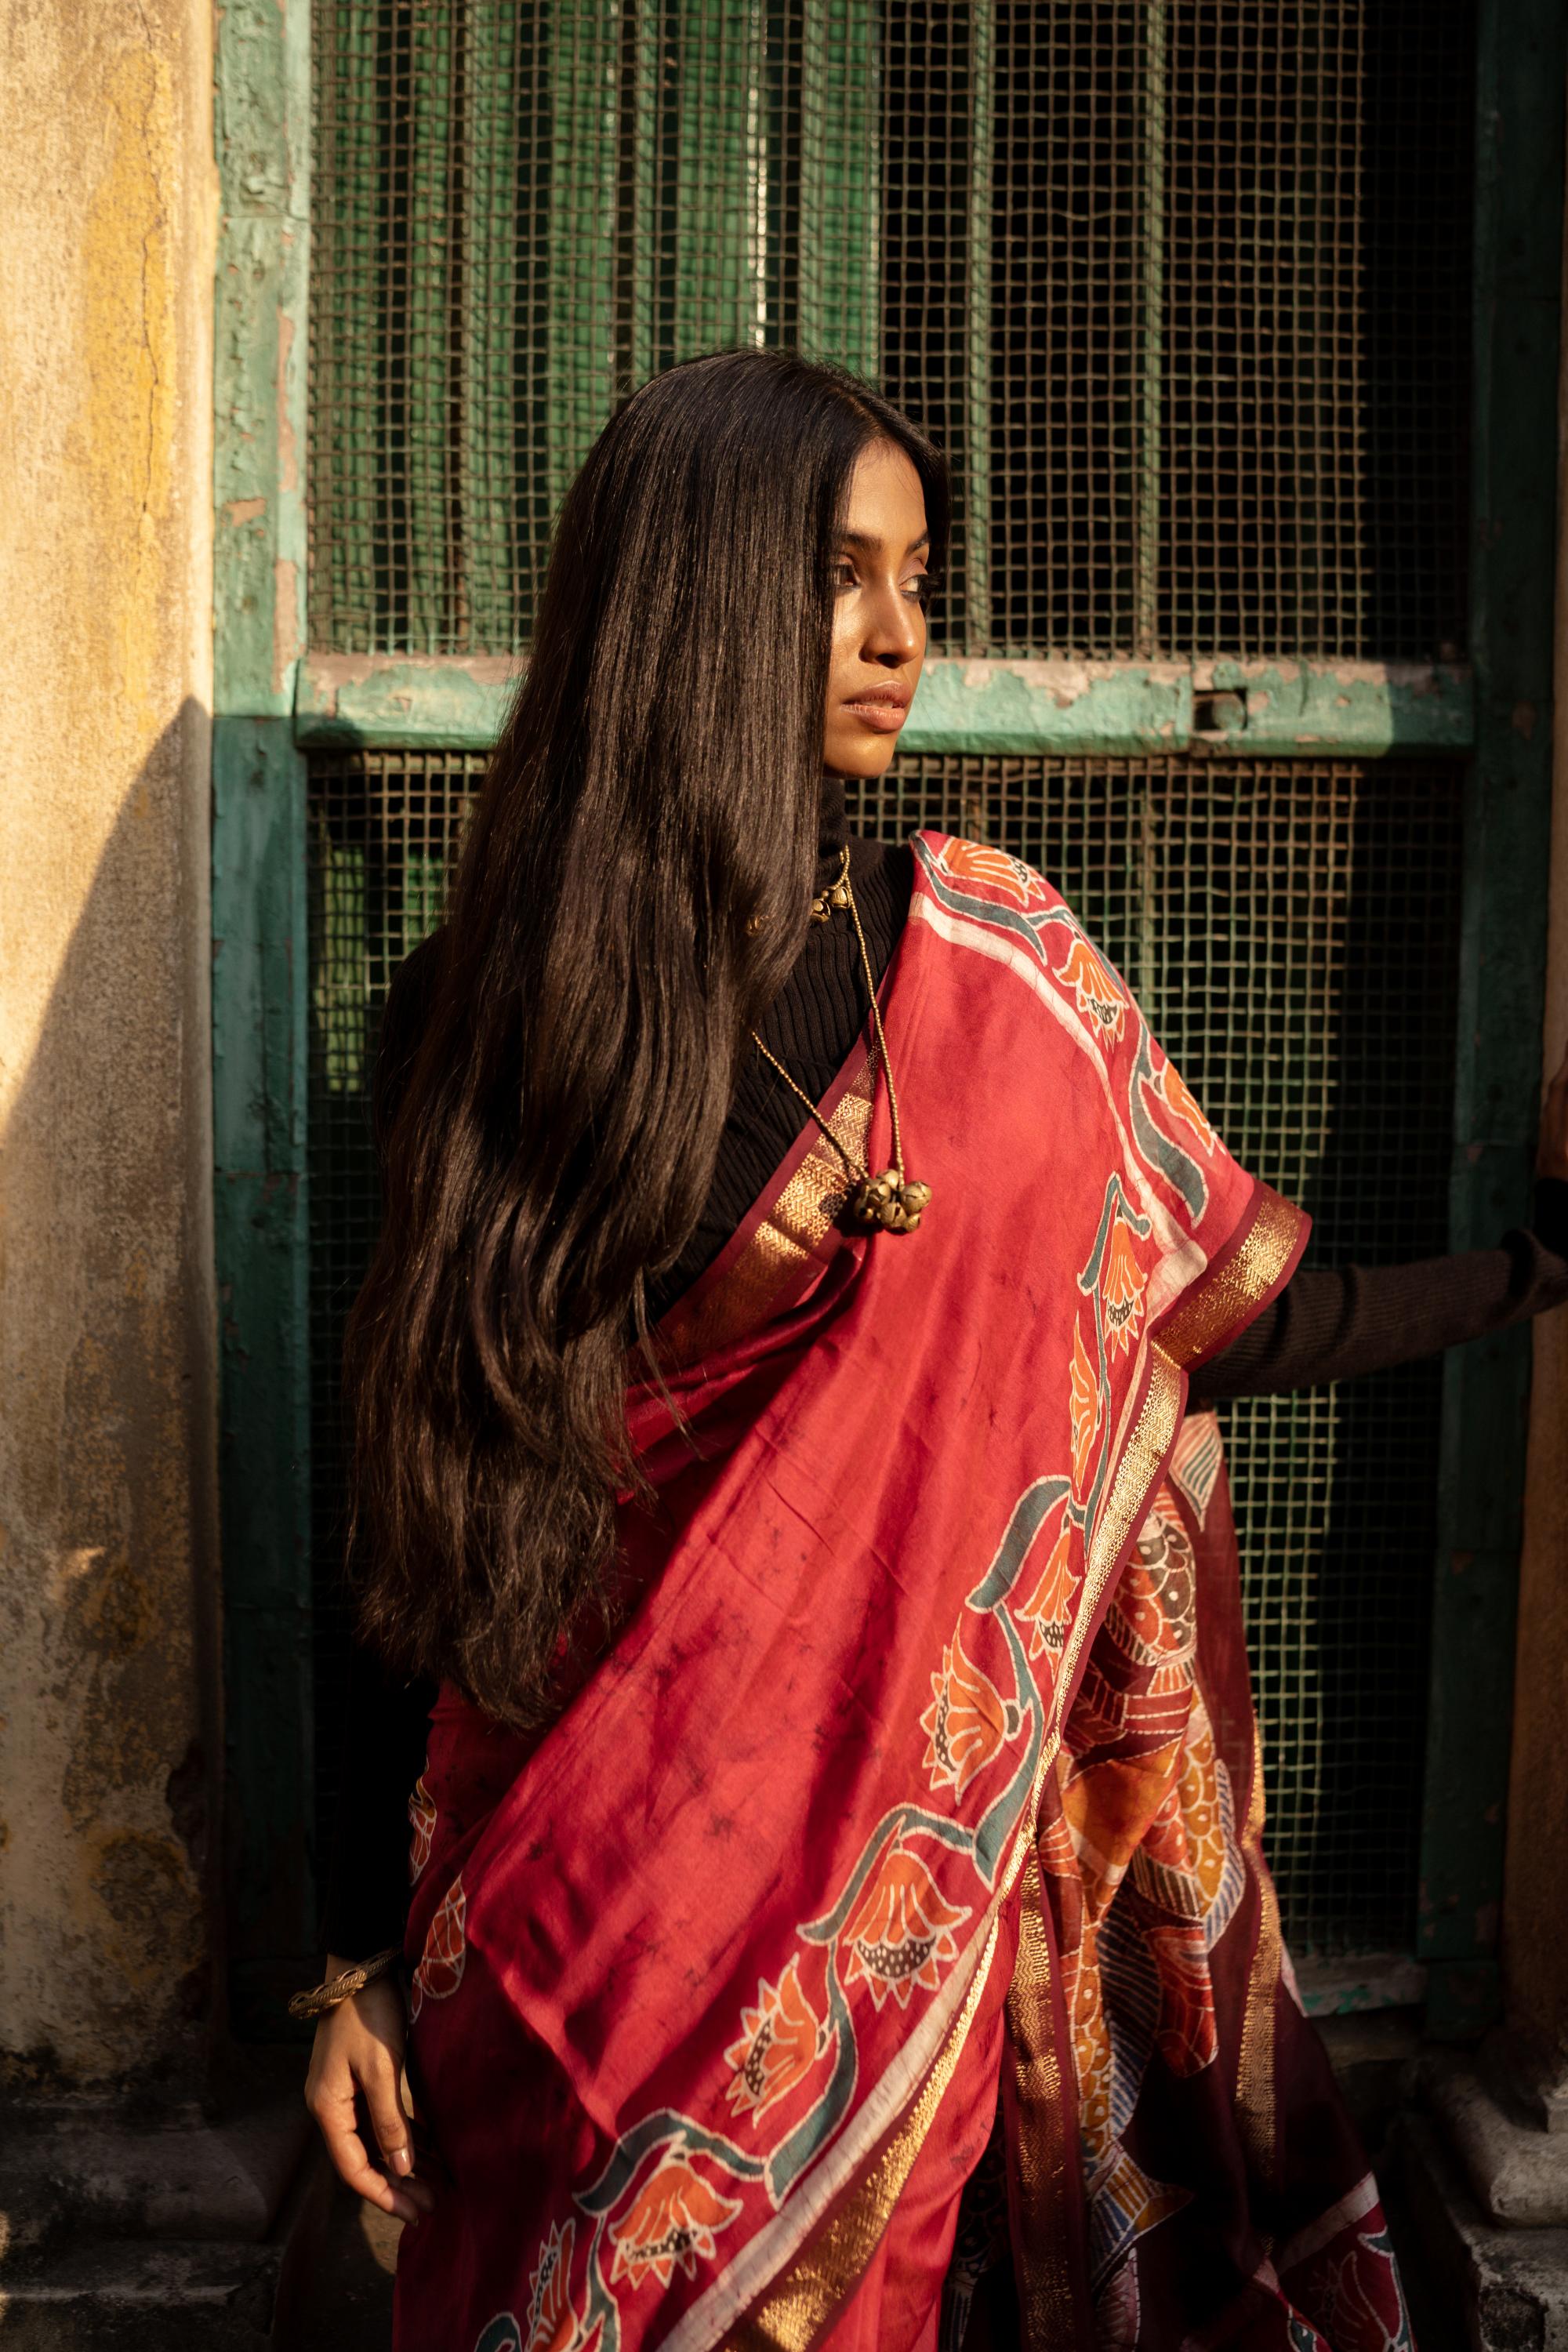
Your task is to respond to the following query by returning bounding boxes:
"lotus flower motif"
[523,2219,600,2352]
[723,1956,822,2122]
[1058,935,1128,1047]
[1156,1055,1214,1151]
[1100,1217,1147,1359]
[921,1626,1019,1798]
[1069,1316,1101,1494]
[840,1837,971,2011]
[938,838,1036,906]
[1018,1519,1076,1666]
[608,2147,743,2290]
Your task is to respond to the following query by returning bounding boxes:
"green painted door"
[215,0,1563,2033]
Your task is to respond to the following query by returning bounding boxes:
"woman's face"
[821,437,930,781]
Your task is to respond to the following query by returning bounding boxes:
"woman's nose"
[862,584,922,661]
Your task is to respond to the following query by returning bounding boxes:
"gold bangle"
[288,1946,404,2021]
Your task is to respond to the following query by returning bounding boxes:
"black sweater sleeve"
[320,1649,437,1958]
[1189,1179,1568,1403]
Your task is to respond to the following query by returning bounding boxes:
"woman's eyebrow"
[837,529,931,554]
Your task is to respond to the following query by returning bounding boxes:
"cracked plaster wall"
[0,0,219,2082]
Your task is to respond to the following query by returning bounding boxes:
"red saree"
[394,835,1415,2352]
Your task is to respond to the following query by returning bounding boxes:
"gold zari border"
[728,1914,1004,2352]
[1236,1721,1282,2180]
[999,1345,1186,2334]
[715,1183,1299,2340]
[729,1347,1192,2347]
[1004,1851,1078,2342]
[1083,1350,1184,1626]
[1156,1188,1306,1370]
[660,1065,874,1368]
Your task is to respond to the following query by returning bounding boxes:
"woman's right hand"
[303,1962,437,2226]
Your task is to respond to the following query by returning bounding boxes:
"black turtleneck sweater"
[319,781,1568,1958]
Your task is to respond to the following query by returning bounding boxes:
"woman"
[303,350,1568,2349]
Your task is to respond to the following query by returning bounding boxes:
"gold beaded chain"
[749,848,931,1236]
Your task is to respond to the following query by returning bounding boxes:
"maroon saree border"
[1152,1181,1310,1372]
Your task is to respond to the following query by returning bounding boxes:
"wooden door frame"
[211,0,1563,2038]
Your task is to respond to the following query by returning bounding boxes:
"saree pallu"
[394,836,1415,2352]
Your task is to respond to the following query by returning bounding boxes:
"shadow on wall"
[0,700,222,2093]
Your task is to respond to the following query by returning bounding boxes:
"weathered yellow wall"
[0,0,218,2082]
[1504,184,1568,2062]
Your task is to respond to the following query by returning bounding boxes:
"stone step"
[0,2241,281,2350]
[0,2096,311,2265]
[1397,2111,1568,2352]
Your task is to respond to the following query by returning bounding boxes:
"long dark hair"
[344,349,950,1726]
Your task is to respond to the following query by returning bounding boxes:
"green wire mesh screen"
[308,751,1461,1955]
[306,0,1478,1957]
[309,0,1472,658]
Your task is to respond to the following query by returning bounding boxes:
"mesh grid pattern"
[307,753,483,1877]
[308,751,1461,1954]
[309,0,880,653]
[1152,1,1473,655]
[310,0,1472,659]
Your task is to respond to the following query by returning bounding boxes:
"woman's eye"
[833,563,929,602]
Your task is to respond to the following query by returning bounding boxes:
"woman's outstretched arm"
[1192,1044,1568,1403]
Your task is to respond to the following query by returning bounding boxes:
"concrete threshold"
[0,2069,313,2351]
[1399,2111,1568,2351]
[0,2241,281,2350]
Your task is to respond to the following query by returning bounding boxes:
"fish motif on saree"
[393,837,1410,2351]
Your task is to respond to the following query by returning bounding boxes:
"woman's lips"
[841,693,910,734]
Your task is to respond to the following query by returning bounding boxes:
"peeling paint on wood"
[295,652,1475,759]
[1198,659,1474,753]
[906,658,1190,755]
[298,653,521,749]
[213,0,317,2032]
[1294,1952,1428,2019]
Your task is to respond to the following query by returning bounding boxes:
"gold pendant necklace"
[750,848,931,1236]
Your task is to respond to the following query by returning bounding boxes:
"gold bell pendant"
[811,876,854,924]
[848,1170,932,1234]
